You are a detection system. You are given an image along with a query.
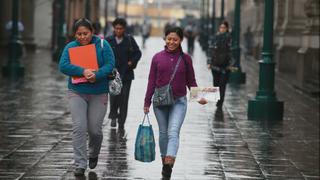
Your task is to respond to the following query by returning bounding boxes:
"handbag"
[152,84,174,107]
[152,55,183,107]
[100,39,123,96]
[134,113,156,162]
[108,68,122,96]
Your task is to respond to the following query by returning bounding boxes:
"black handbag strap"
[168,55,183,85]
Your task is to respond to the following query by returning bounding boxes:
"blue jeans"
[153,96,187,157]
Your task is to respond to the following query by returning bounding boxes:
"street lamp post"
[2,0,24,78]
[248,0,284,120]
[199,0,205,49]
[205,0,210,52]
[220,0,224,23]
[52,0,66,62]
[211,0,216,34]
[229,0,246,84]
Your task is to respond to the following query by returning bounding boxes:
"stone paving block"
[23,176,62,180]
[0,172,23,180]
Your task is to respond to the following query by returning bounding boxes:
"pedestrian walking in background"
[183,21,197,55]
[106,18,142,132]
[243,26,254,60]
[144,26,207,179]
[59,18,115,176]
[104,21,113,37]
[207,21,232,108]
[92,18,104,38]
[141,20,151,48]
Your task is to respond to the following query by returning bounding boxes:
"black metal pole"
[220,0,224,23]
[229,0,246,84]
[211,0,216,34]
[199,0,205,49]
[205,0,210,51]
[248,0,284,120]
[85,0,91,19]
[52,0,66,62]
[2,0,24,78]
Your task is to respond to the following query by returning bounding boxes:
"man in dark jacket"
[106,18,142,130]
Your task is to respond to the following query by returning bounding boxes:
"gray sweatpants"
[68,90,108,169]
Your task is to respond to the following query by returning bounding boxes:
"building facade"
[223,0,319,95]
[0,0,101,51]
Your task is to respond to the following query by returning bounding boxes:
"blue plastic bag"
[134,114,156,162]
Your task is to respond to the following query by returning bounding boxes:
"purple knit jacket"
[144,47,197,107]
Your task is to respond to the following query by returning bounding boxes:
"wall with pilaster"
[34,0,53,48]
[66,0,100,37]
[225,0,319,90]
[21,0,36,50]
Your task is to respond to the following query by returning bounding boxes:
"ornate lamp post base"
[247,60,284,120]
[248,98,284,120]
[2,65,24,78]
[2,41,25,77]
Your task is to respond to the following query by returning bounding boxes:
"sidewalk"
[0,36,318,180]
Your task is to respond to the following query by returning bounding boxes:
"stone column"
[296,0,320,89]
[304,0,320,34]
[20,0,36,51]
[273,0,286,63]
[275,0,306,73]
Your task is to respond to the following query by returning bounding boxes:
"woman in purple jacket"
[144,26,207,179]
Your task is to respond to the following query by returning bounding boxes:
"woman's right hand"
[83,69,95,79]
[207,64,212,70]
[144,107,149,114]
[198,98,208,105]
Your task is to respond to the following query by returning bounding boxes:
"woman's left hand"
[198,98,208,105]
[144,107,149,114]
[87,73,96,83]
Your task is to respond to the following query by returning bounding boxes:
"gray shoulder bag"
[152,55,182,107]
[101,39,122,96]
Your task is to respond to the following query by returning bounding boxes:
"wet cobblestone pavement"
[0,37,319,179]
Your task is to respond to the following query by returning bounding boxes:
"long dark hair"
[73,18,94,34]
[220,21,229,32]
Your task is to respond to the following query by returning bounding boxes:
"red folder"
[68,44,99,84]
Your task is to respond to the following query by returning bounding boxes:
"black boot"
[161,156,175,179]
[89,157,98,169]
[216,100,223,107]
[162,164,172,179]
